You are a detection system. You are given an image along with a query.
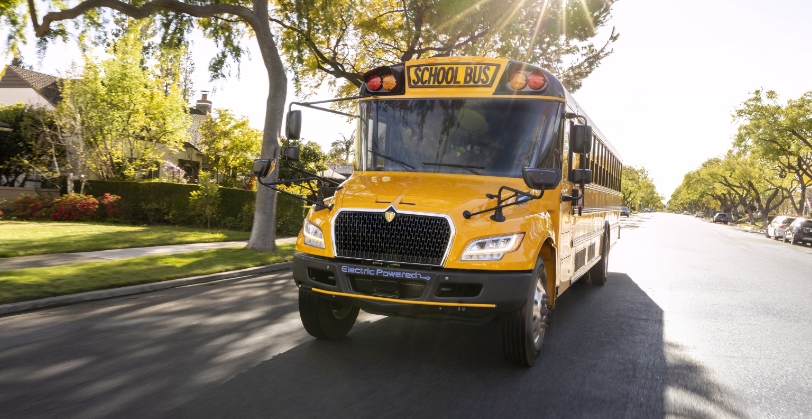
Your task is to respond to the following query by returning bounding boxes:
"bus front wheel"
[501,259,550,367]
[299,289,360,340]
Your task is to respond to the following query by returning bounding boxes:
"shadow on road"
[0,273,303,419]
[167,273,744,419]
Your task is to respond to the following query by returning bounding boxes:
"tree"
[735,90,812,216]
[6,0,290,252]
[0,103,64,187]
[57,23,190,180]
[199,108,263,186]
[279,138,329,197]
[621,166,663,211]
[275,0,619,100]
[327,133,354,164]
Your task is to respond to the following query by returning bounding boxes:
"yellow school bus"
[255,56,622,366]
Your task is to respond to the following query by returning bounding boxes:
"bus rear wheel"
[299,288,360,340]
[501,259,549,367]
[590,227,610,285]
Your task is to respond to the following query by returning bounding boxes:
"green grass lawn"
[0,245,295,305]
[0,221,252,258]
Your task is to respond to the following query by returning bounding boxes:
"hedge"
[67,180,306,235]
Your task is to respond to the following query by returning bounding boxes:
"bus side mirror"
[282,145,300,161]
[286,110,302,140]
[570,168,593,184]
[570,124,592,154]
[253,159,276,178]
[522,168,561,190]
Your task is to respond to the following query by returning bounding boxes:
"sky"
[8,0,812,199]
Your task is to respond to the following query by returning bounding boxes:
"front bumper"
[292,253,534,323]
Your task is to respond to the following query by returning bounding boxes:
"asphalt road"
[2,213,812,418]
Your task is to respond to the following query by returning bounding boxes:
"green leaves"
[198,108,263,184]
[622,165,664,211]
[57,20,191,180]
[274,0,619,99]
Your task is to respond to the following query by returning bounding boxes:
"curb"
[0,262,293,316]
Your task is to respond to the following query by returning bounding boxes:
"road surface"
[2,213,811,418]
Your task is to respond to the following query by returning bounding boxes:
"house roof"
[0,65,62,106]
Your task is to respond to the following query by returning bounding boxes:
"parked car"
[713,213,729,224]
[695,212,703,218]
[783,218,812,245]
[766,215,796,240]
[620,206,630,217]
[683,211,691,215]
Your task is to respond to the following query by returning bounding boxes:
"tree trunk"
[247,24,287,253]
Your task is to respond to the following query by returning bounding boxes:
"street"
[2,213,812,418]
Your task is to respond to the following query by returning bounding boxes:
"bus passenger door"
[558,119,575,294]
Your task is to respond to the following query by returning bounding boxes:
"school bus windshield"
[356,99,562,177]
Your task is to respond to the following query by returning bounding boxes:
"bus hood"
[334,172,528,215]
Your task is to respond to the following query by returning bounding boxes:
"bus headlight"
[303,218,325,249]
[461,233,524,261]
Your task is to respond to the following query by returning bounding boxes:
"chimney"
[196,91,212,114]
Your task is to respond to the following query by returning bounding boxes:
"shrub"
[72,179,306,233]
[8,193,115,221]
[98,193,122,219]
[10,194,53,219]
[189,172,221,228]
[50,194,99,221]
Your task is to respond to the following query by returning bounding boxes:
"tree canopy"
[0,103,62,187]
[275,0,619,99]
[621,166,663,211]
[57,22,190,180]
[734,90,812,215]
[199,108,263,186]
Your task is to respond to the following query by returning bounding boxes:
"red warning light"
[367,75,382,91]
[527,73,546,90]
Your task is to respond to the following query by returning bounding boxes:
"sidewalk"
[0,237,297,271]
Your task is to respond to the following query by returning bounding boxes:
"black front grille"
[334,211,451,265]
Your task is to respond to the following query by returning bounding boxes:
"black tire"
[501,258,550,367]
[590,227,610,286]
[299,289,360,340]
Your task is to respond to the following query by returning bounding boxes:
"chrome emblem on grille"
[384,210,396,223]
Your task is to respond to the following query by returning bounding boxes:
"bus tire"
[590,227,610,286]
[501,258,549,367]
[299,289,360,340]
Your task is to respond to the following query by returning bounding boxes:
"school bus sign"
[407,63,500,88]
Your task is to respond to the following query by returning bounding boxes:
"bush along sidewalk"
[8,193,121,221]
[59,179,307,234]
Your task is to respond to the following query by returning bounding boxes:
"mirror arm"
[463,186,544,222]
[256,175,333,211]
[282,161,343,187]
[289,96,363,119]
[563,112,588,125]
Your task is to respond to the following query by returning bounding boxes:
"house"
[319,163,354,181]
[0,65,211,182]
[0,65,61,110]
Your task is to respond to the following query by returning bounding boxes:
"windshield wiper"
[422,162,485,175]
[368,150,415,170]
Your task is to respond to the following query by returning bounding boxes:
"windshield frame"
[354,97,563,178]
